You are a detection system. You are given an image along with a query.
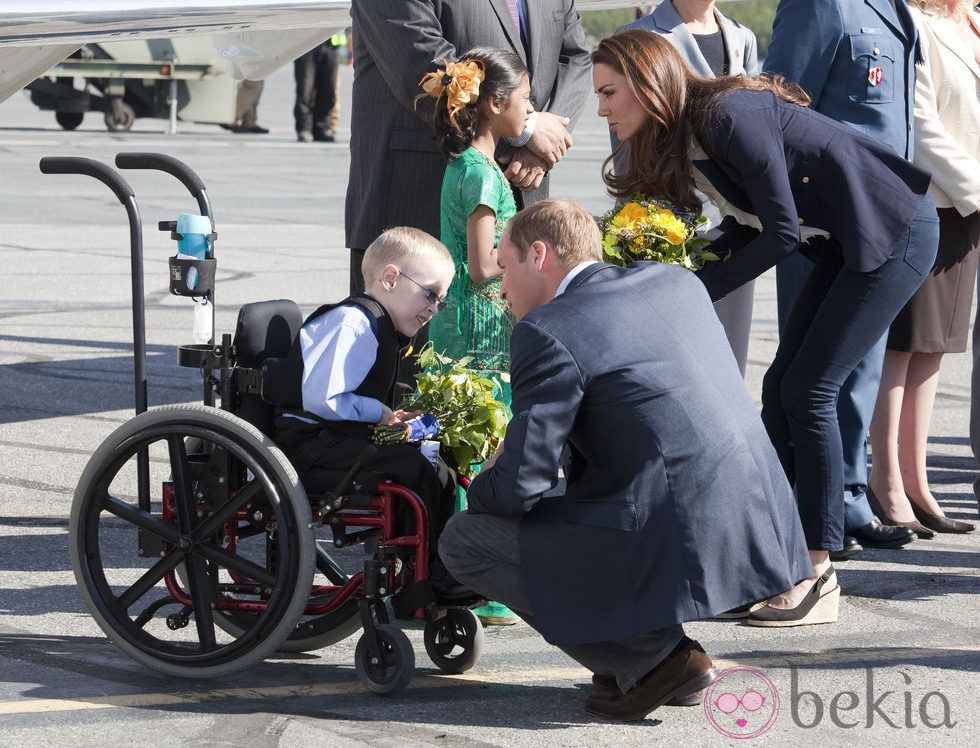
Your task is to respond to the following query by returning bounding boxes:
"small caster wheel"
[354,624,414,695]
[105,98,134,132]
[424,607,484,674]
[166,610,190,630]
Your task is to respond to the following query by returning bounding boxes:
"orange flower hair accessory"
[415,58,485,125]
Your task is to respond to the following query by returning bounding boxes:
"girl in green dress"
[421,48,532,625]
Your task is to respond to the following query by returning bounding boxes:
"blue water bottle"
[175,213,213,344]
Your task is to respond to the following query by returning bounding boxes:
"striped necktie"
[505,0,527,49]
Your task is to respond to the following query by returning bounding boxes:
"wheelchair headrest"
[234,299,303,368]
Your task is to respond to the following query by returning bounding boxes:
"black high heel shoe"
[747,567,839,627]
[909,501,975,534]
[866,488,936,540]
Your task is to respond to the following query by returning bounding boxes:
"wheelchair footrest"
[390,580,436,619]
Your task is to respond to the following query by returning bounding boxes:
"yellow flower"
[650,209,689,245]
[615,202,647,224]
[664,223,689,245]
[596,193,715,271]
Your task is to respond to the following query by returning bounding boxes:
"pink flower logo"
[704,667,779,739]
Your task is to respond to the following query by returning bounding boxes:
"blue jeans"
[777,254,881,533]
[763,201,939,549]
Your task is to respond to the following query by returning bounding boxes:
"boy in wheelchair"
[270,226,472,603]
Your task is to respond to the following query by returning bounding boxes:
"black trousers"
[274,416,456,557]
[293,42,338,137]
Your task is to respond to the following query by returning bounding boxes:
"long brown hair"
[592,30,810,213]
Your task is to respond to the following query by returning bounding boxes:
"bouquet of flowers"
[373,345,509,478]
[596,195,719,271]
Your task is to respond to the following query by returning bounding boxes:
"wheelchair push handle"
[39,157,134,205]
[115,153,212,219]
[332,445,379,497]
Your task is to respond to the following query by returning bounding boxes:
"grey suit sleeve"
[762,0,843,103]
[466,320,584,517]
[352,0,457,115]
[543,0,592,130]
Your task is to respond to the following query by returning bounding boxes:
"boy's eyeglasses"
[400,271,447,312]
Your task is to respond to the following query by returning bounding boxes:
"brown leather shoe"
[910,502,975,533]
[584,639,717,721]
[590,673,703,706]
[866,488,936,539]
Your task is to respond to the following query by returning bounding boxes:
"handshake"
[499,111,573,192]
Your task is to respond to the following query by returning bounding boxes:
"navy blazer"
[763,0,920,160]
[693,89,930,302]
[466,262,812,645]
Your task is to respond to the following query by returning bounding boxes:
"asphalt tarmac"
[0,63,977,746]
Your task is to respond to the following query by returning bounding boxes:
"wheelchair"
[41,153,485,694]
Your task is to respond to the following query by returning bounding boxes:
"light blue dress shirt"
[294,302,384,424]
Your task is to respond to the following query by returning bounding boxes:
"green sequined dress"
[430,147,516,406]
[431,148,520,625]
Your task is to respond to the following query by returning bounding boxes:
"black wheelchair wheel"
[354,624,415,695]
[423,607,485,674]
[69,405,314,678]
[207,541,362,652]
[177,440,362,653]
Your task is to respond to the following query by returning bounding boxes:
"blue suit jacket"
[693,90,930,301]
[763,0,919,160]
[466,262,812,645]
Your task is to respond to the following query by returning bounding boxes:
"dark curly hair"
[429,46,529,162]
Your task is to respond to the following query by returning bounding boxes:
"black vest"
[265,295,410,427]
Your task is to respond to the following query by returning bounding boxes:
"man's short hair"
[506,199,602,266]
[361,227,453,285]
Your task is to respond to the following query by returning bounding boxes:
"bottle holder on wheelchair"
[168,255,216,297]
[177,342,222,369]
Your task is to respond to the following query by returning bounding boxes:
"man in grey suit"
[439,199,812,722]
[345,0,591,293]
[613,0,758,377]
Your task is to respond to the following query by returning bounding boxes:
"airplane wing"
[0,1,354,104]
[0,1,681,106]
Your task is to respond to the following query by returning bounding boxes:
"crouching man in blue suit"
[439,199,812,722]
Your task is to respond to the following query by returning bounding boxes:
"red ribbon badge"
[868,67,883,87]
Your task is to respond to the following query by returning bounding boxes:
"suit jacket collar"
[489,0,528,66]
[651,1,706,75]
[930,8,980,82]
[564,262,615,292]
[864,0,915,44]
[650,1,749,76]
[691,131,756,216]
